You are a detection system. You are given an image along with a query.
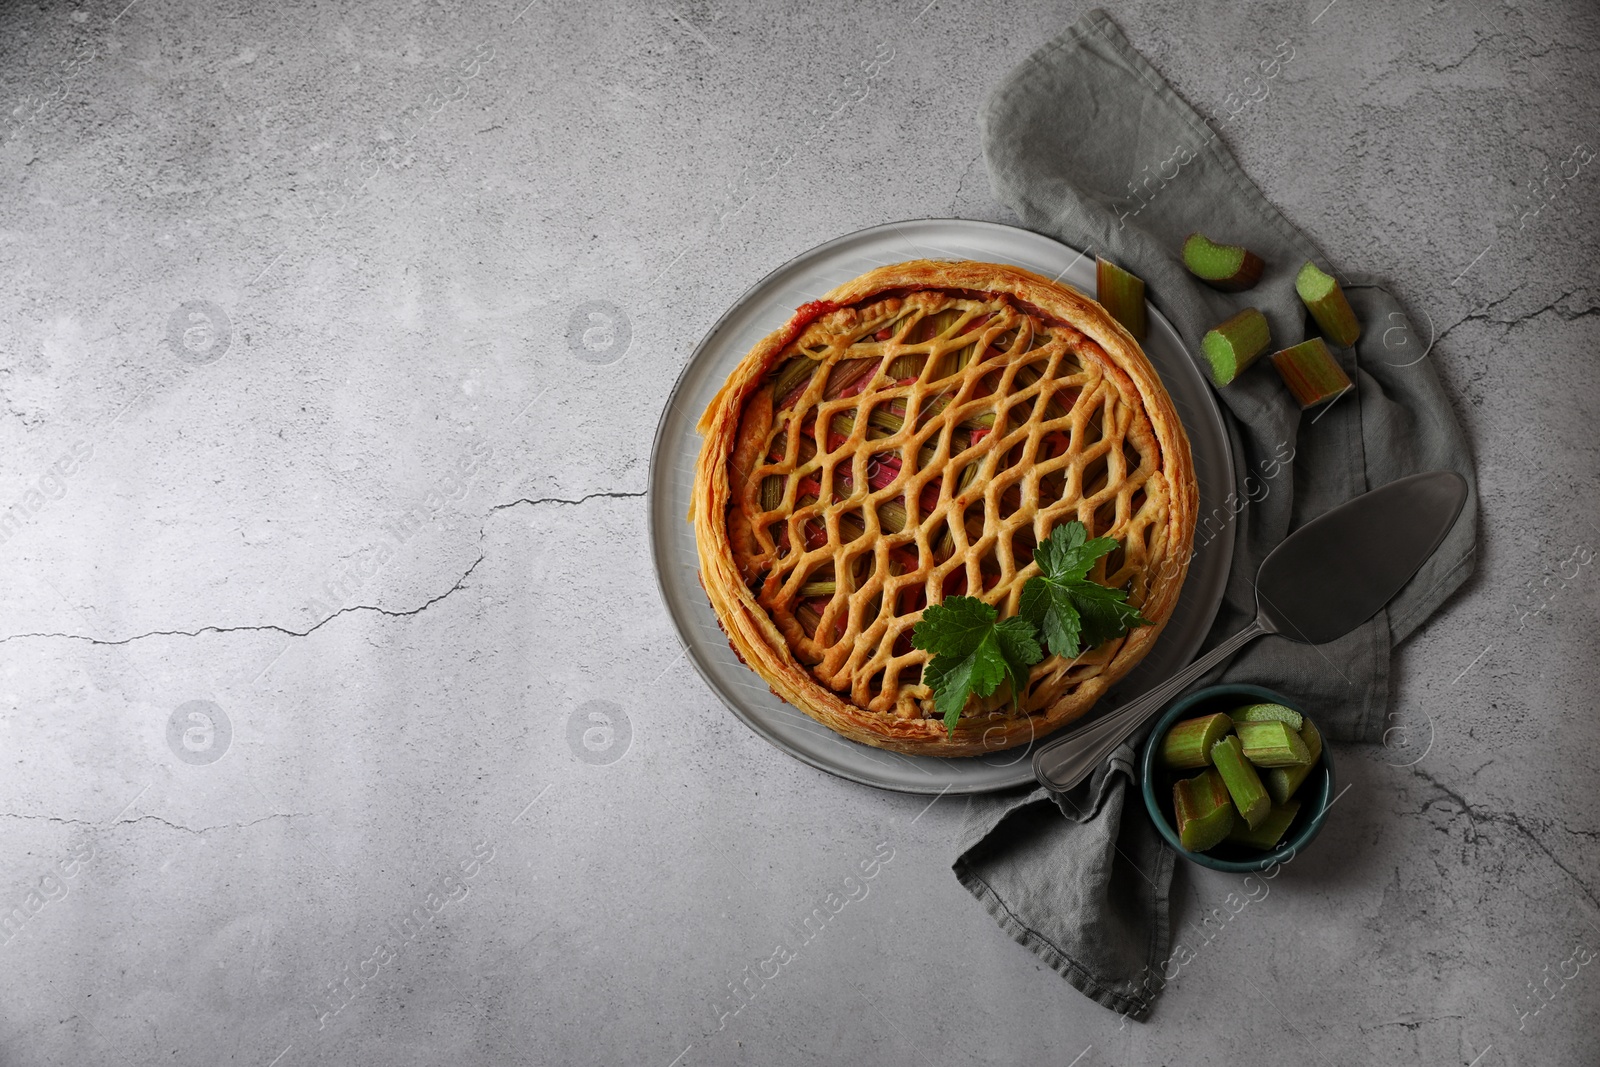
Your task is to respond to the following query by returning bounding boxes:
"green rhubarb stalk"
[1182,232,1265,292]
[832,407,903,442]
[1210,734,1272,830]
[922,308,963,342]
[1201,307,1271,386]
[1237,720,1313,768]
[760,475,784,511]
[1225,799,1302,850]
[1095,257,1147,342]
[1159,712,1234,770]
[1271,337,1352,409]
[772,357,817,405]
[822,357,879,400]
[868,407,904,434]
[795,601,821,633]
[1295,262,1361,347]
[799,581,836,597]
[886,354,924,380]
[1265,719,1323,805]
[1234,703,1303,730]
[1173,768,1235,852]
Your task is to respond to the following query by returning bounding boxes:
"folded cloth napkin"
[953,9,1478,1021]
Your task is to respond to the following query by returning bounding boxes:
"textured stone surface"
[1,0,1596,1064]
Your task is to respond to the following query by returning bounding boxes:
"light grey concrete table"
[1,1,1596,1064]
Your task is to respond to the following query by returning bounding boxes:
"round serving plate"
[648,219,1235,794]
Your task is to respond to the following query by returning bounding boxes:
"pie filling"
[724,286,1169,724]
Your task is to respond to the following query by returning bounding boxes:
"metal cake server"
[1031,469,1470,794]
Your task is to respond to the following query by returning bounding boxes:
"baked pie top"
[692,260,1196,756]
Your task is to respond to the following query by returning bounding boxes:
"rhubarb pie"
[691,261,1196,756]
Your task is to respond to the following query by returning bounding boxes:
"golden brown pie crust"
[691,260,1196,756]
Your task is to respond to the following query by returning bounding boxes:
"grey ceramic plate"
[648,219,1235,794]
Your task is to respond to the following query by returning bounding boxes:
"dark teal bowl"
[1140,683,1335,873]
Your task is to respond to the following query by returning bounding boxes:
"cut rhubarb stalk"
[824,357,879,400]
[886,354,924,380]
[917,389,955,426]
[920,308,963,342]
[1225,799,1302,850]
[1265,720,1322,805]
[1095,257,1147,341]
[867,407,904,435]
[834,406,905,441]
[1159,712,1234,770]
[759,475,784,511]
[1234,703,1303,730]
[1173,769,1235,852]
[1182,232,1265,292]
[1210,734,1272,829]
[956,412,996,451]
[770,432,816,466]
[839,512,867,543]
[1272,337,1352,409]
[799,581,836,597]
[1040,429,1070,459]
[1236,720,1312,768]
[1201,307,1271,386]
[773,357,818,408]
[866,452,902,491]
[1295,262,1361,347]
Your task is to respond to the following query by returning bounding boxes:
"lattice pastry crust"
[692,261,1196,756]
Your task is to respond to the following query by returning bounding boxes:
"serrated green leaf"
[924,629,1008,732]
[1071,582,1150,648]
[913,595,1046,734]
[910,595,997,658]
[993,616,1045,705]
[1020,570,1084,658]
[1018,521,1149,660]
[1033,520,1119,584]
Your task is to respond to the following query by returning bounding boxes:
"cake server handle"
[1030,619,1268,794]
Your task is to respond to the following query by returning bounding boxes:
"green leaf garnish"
[911,596,1043,734]
[908,522,1148,734]
[1019,521,1150,659]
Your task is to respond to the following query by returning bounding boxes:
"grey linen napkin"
[953,9,1478,1021]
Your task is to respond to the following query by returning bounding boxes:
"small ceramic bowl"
[1140,683,1336,873]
